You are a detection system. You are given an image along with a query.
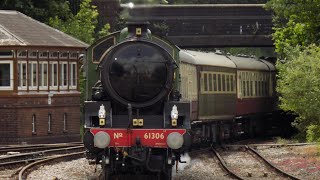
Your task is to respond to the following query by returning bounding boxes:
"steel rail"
[0,145,84,163]
[18,151,84,180]
[0,144,83,155]
[246,146,303,180]
[211,147,244,180]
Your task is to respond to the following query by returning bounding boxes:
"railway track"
[0,144,84,179]
[18,151,85,180]
[0,142,83,156]
[212,145,303,180]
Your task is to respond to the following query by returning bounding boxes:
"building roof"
[0,10,88,48]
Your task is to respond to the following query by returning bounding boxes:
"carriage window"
[243,81,246,97]
[204,73,208,92]
[222,75,225,91]
[0,61,13,90]
[226,75,230,92]
[213,74,217,91]
[217,74,221,91]
[208,73,213,91]
[230,75,235,92]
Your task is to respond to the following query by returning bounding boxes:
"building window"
[28,61,38,90]
[32,114,36,134]
[28,51,37,58]
[59,52,68,59]
[50,62,58,89]
[0,61,13,90]
[69,52,78,59]
[0,51,13,58]
[18,61,27,90]
[59,62,68,89]
[70,62,77,89]
[39,61,48,89]
[39,51,49,59]
[50,52,59,59]
[63,113,67,132]
[48,114,52,133]
[17,50,27,58]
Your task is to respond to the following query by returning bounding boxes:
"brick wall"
[0,94,81,144]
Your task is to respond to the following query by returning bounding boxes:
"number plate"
[90,128,186,148]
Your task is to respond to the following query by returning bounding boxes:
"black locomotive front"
[83,23,191,179]
[100,40,174,108]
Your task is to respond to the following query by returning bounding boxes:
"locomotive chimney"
[126,21,150,38]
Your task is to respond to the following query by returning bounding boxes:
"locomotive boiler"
[83,22,191,179]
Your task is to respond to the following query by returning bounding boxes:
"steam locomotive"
[83,22,277,179]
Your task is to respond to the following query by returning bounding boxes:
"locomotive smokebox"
[99,23,175,108]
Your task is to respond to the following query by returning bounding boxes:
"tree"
[276,45,320,142]
[266,0,320,142]
[265,0,320,57]
[0,0,71,23]
[49,0,99,44]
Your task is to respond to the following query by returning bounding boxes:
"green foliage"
[265,0,320,57]
[97,23,111,39]
[49,0,98,44]
[0,0,71,23]
[306,125,320,143]
[276,45,320,140]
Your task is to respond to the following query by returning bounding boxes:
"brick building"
[0,10,88,144]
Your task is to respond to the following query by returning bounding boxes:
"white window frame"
[39,51,49,59]
[70,62,77,89]
[28,61,38,90]
[28,51,37,59]
[48,114,52,132]
[63,113,67,132]
[18,61,28,90]
[69,52,78,59]
[32,114,36,133]
[59,61,68,90]
[0,60,13,90]
[39,61,48,90]
[59,52,68,59]
[0,51,14,58]
[50,61,58,90]
[17,50,27,58]
[50,52,59,59]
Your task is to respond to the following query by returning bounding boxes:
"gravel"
[27,158,98,180]
[257,144,320,180]
[16,144,320,180]
[173,152,230,180]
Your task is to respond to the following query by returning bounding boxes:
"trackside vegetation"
[266,0,320,142]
